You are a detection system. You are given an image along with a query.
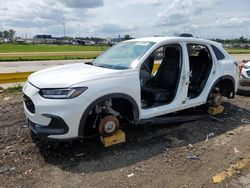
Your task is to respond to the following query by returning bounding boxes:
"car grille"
[246,70,250,77]
[23,95,35,113]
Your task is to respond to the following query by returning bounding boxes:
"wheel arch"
[207,75,236,102]
[78,93,139,137]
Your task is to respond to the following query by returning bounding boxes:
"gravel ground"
[0,91,250,188]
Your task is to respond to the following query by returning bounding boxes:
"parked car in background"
[237,61,250,96]
[241,61,250,79]
[22,37,239,141]
[84,40,95,45]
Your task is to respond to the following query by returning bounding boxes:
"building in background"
[33,35,52,40]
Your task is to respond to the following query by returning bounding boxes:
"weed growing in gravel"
[6,84,23,92]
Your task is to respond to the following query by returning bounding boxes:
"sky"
[0,0,250,39]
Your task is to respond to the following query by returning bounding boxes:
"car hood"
[28,63,121,88]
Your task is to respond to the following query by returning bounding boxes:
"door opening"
[187,44,213,98]
[140,44,182,108]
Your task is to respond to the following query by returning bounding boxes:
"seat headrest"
[198,49,209,58]
[165,47,179,57]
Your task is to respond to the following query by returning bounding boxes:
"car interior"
[187,44,213,98]
[140,44,182,108]
[140,43,213,108]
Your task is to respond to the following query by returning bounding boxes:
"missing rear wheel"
[211,94,222,107]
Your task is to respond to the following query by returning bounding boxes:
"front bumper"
[28,114,69,137]
[22,81,90,140]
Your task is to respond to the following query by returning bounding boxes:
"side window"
[146,44,181,75]
[211,45,225,60]
[187,44,211,60]
[152,47,164,74]
[154,47,164,60]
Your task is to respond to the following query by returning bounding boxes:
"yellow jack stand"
[100,129,125,147]
[208,105,224,115]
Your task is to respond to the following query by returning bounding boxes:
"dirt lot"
[0,91,250,188]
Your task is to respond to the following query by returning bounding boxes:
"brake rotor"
[212,94,222,107]
[99,115,119,137]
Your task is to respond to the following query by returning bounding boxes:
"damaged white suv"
[22,37,239,141]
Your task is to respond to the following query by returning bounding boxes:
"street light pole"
[63,17,66,38]
[77,24,80,38]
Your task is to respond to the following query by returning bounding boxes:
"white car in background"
[237,61,250,96]
[241,61,250,79]
[22,37,239,141]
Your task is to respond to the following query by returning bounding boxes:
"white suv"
[22,37,239,141]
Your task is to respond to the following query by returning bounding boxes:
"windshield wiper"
[93,64,109,68]
[93,63,128,70]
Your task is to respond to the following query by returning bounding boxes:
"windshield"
[93,41,155,69]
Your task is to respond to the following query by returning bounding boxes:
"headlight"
[243,64,250,69]
[39,87,88,99]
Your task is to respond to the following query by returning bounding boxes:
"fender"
[78,93,139,137]
[207,75,235,101]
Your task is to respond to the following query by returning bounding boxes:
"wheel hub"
[212,94,222,107]
[104,121,116,134]
[99,115,119,136]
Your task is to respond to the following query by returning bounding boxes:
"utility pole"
[63,17,66,38]
[77,24,80,38]
[246,27,249,39]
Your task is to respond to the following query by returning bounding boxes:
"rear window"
[211,45,225,60]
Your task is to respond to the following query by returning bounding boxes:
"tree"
[238,36,247,44]
[0,29,16,39]
[124,34,130,40]
[3,30,9,38]
[9,29,15,38]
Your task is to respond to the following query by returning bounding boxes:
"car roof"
[127,36,222,46]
